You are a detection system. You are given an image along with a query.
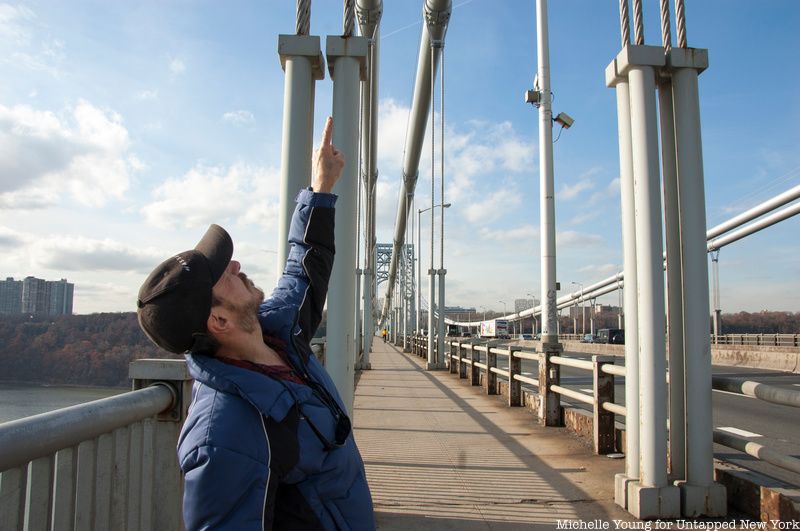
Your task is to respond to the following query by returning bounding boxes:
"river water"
[0,382,124,424]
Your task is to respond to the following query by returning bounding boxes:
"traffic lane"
[483,350,800,486]
[711,385,800,486]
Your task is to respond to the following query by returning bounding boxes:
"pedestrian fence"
[408,335,800,480]
[0,359,192,531]
[712,333,800,347]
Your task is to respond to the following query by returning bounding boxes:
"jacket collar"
[185,353,312,421]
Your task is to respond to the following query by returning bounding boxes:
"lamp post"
[527,292,538,335]
[571,281,585,335]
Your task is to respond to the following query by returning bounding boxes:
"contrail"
[381,0,478,40]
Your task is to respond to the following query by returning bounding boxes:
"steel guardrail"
[0,384,175,472]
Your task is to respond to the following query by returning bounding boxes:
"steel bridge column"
[325,36,367,415]
[276,36,325,276]
[427,268,436,368]
[613,79,641,506]
[401,252,408,350]
[617,45,680,519]
[669,48,726,517]
[436,269,446,366]
[358,0,382,367]
[658,80,686,483]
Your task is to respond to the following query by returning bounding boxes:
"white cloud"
[0,4,36,45]
[222,110,255,126]
[375,177,400,241]
[560,179,595,200]
[588,177,620,204]
[1,5,65,76]
[464,188,522,223]
[478,224,538,242]
[136,89,158,101]
[0,225,25,249]
[169,57,186,75]
[376,98,412,172]
[30,236,158,272]
[141,163,280,229]
[375,99,535,205]
[557,230,603,248]
[578,263,620,276]
[0,101,137,208]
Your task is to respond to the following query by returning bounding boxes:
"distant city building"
[48,279,75,315]
[593,304,616,315]
[0,276,74,315]
[514,298,538,312]
[0,278,22,314]
[22,276,47,314]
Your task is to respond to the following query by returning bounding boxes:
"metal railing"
[712,333,800,347]
[410,335,625,454]
[409,334,800,481]
[0,359,192,531]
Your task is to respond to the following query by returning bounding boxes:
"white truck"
[479,319,510,339]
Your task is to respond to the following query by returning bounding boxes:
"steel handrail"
[713,429,800,476]
[712,375,800,409]
[551,356,593,371]
[550,385,594,405]
[0,384,174,472]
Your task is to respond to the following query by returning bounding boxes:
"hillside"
[0,313,176,388]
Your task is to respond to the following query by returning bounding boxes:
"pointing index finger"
[322,117,333,146]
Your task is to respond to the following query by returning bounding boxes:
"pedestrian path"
[353,339,637,530]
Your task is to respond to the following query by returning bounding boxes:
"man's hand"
[311,117,345,194]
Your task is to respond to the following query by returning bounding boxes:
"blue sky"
[1,1,798,315]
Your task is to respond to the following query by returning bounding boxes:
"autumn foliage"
[0,313,178,388]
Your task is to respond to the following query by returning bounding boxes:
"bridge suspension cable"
[296,0,311,35]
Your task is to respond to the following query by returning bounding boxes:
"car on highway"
[596,328,625,344]
[580,334,596,343]
[518,333,535,340]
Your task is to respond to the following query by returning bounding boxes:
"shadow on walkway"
[353,340,637,530]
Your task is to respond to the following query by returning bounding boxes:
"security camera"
[554,112,574,129]
[524,89,541,104]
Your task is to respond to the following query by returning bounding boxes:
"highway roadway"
[458,342,800,487]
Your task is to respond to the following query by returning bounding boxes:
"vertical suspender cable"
[427,43,436,367]
[675,0,687,48]
[440,47,445,274]
[660,0,672,52]
[619,0,630,47]
[343,0,355,37]
[355,91,363,359]
[296,0,311,35]
[436,43,446,363]
[632,0,644,45]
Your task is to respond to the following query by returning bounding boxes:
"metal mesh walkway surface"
[353,340,636,530]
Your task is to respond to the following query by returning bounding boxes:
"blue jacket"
[177,189,375,530]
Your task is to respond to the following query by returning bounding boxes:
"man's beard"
[229,277,265,334]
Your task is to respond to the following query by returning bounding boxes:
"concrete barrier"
[546,341,800,374]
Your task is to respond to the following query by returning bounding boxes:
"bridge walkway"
[354,340,636,530]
